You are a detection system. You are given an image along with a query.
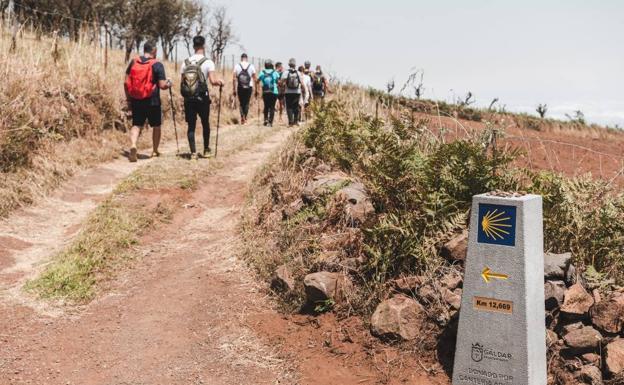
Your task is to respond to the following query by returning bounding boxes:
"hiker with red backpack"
[232,53,257,125]
[124,41,171,162]
[180,35,224,160]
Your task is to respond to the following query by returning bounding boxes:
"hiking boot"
[190,152,199,161]
[203,148,212,158]
[151,150,160,158]
[129,147,138,162]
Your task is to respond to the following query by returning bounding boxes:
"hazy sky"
[215,0,624,126]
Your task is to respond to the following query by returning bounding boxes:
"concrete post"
[452,193,546,385]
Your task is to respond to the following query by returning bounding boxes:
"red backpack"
[125,57,156,100]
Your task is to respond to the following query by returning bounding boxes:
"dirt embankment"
[0,122,450,385]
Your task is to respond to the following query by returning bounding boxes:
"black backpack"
[237,63,252,88]
[312,72,324,93]
[180,57,208,100]
[286,69,300,90]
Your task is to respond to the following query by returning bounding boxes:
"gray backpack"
[181,57,208,99]
[237,64,252,88]
[286,69,300,90]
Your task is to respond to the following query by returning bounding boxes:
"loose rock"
[563,326,602,352]
[370,295,427,341]
[391,276,422,295]
[561,283,594,320]
[440,270,463,291]
[303,271,349,304]
[606,339,624,375]
[578,365,603,385]
[591,291,624,334]
[562,322,584,335]
[443,288,462,310]
[440,230,468,262]
[302,173,349,203]
[545,280,566,311]
[271,265,295,293]
[544,252,573,280]
[581,353,601,366]
[335,182,375,227]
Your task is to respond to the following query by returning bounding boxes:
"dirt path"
[0,122,448,385]
[0,140,178,311]
[0,125,296,384]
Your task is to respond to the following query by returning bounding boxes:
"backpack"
[125,57,156,100]
[181,57,209,100]
[261,69,275,93]
[312,72,325,93]
[237,63,252,88]
[286,69,300,90]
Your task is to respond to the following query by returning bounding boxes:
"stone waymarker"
[453,194,546,385]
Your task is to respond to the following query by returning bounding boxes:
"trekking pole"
[215,85,223,158]
[168,86,180,154]
[256,87,260,123]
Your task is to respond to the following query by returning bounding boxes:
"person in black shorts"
[124,41,171,162]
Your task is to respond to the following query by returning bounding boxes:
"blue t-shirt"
[258,69,280,95]
[126,56,166,106]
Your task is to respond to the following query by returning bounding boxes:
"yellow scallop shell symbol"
[481,209,512,240]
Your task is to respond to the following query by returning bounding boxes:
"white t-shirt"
[180,54,215,80]
[303,74,313,103]
[234,62,256,88]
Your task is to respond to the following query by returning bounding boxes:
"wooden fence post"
[10,22,18,53]
[52,30,59,63]
[103,23,109,73]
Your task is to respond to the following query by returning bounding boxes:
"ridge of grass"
[26,123,284,303]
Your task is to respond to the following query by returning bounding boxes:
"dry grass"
[0,27,133,217]
[26,121,283,302]
[0,24,248,218]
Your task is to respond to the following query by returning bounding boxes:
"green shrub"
[304,100,520,282]
[531,173,624,281]
[303,98,624,285]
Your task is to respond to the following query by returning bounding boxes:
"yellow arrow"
[481,267,509,283]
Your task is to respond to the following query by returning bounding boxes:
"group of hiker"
[124,35,330,162]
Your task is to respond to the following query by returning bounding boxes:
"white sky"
[214,0,624,127]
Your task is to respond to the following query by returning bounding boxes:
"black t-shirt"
[126,56,166,106]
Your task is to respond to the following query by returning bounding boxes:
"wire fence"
[370,97,624,185]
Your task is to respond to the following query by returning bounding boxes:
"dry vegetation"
[0,24,246,218]
[0,26,135,217]
[244,92,624,316]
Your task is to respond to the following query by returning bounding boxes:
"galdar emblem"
[471,343,484,362]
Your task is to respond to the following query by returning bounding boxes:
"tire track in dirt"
[0,123,263,313]
[0,143,176,315]
[0,126,295,384]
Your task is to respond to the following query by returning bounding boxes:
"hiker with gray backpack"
[180,35,224,160]
[232,53,257,125]
[280,58,307,127]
